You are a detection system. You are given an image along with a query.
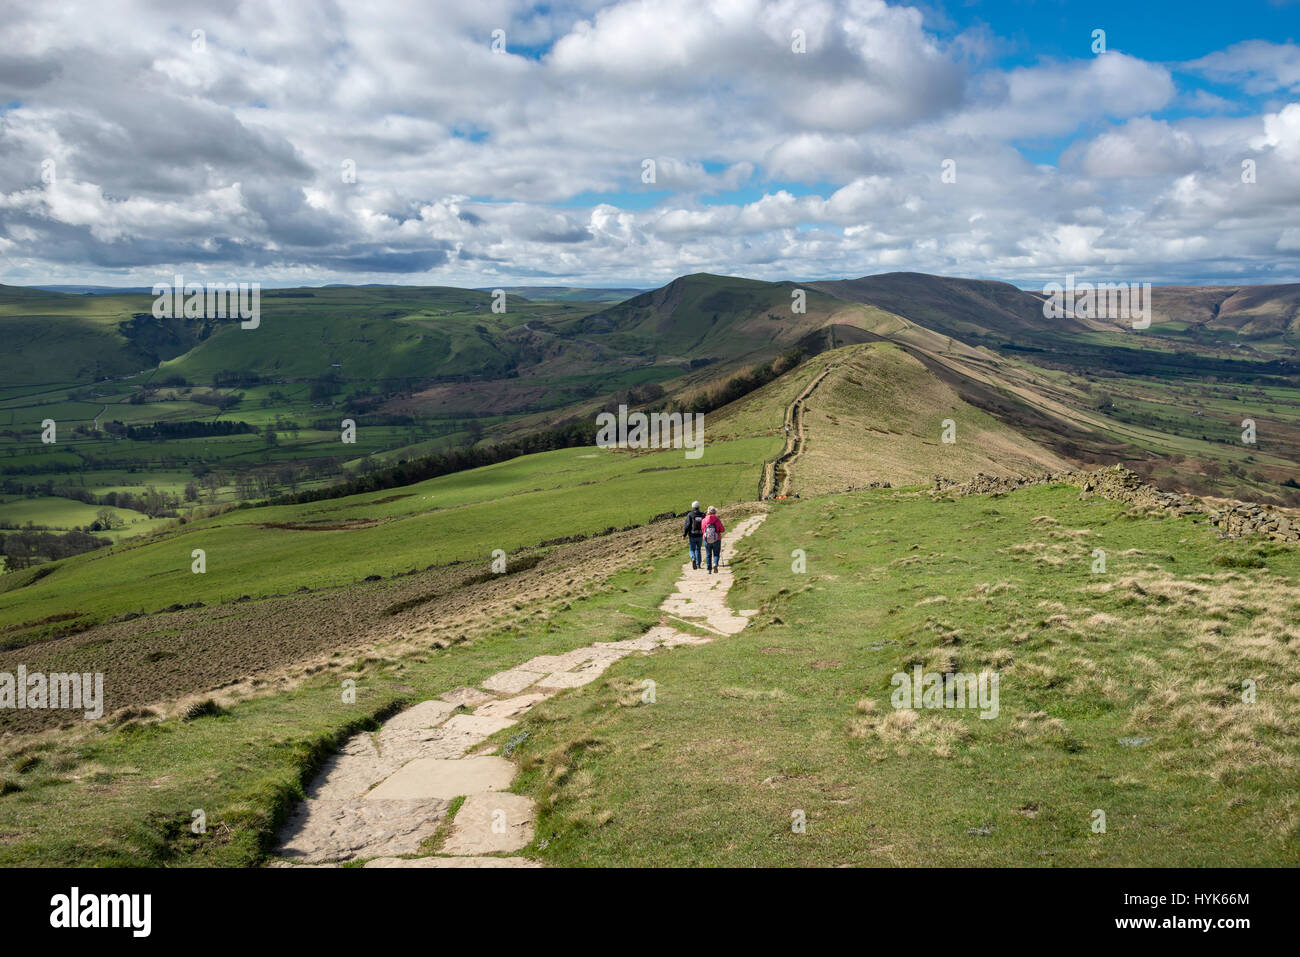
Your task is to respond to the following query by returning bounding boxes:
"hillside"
[810,272,1091,343]
[4,269,1300,572]
[812,272,1300,347]
[480,286,645,303]
[561,273,887,359]
[780,343,1070,493]
[1144,284,1300,341]
[1,335,1296,867]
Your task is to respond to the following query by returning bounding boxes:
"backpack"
[690,514,704,536]
[703,521,719,544]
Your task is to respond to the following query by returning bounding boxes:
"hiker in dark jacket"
[683,500,704,570]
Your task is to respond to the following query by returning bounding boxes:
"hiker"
[683,500,704,569]
[702,506,725,573]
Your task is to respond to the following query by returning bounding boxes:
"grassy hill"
[1143,284,1300,342]
[0,437,775,652]
[158,286,536,383]
[0,332,1296,867]
[810,272,1091,343]
[481,287,645,303]
[783,343,1070,492]
[562,273,885,359]
[812,272,1300,347]
[514,481,1299,866]
[0,288,173,388]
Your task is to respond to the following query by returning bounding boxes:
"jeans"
[687,535,703,566]
[705,539,721,570]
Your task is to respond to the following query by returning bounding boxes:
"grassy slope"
[809,272,1089,342]
[159,286,535,382]
[2,315,1296,867]
[0,546,687,866]
[0,290,152,387]
[788,342,1070,492]
[562,273,880,359]
[0,496,168,542]
[0,438,774,638]
[515,484,1299,866]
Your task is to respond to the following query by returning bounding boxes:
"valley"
[0,271,1297,868]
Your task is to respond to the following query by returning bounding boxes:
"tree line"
[118,420,257,441]
[270,349,807,507]
[0,529,111,570]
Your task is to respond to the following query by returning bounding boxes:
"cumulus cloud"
[1186,41,1300,95]
[0,0,1295,287]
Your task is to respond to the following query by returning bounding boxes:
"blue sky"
[1,0,1299,289]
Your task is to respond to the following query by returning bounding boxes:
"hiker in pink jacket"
[701,506,725,573]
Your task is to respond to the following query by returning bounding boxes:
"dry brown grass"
[1073,567,1300,781]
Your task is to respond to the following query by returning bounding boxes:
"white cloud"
[0,0,1295,287]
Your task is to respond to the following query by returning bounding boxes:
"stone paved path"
[271,513,766,868]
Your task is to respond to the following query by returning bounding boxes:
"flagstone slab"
[306,734,392,801]
[708,615,750,635]
[376,726,464,763]
[602,634,662,651]
[660,631,713,647]
[534,669,602,690]
[442,713,516,737]
[383,699,457,732]
[365,756,515,801]
[364,855,542,869]
[276,797,448,862]
[440,792,536,855]
[516,648,600,673]
[441,687,494,708]
[474,692,551,720]
[481,668,541,695]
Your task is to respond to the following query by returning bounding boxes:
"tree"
[201,473,222,504]
[4,536,31,570]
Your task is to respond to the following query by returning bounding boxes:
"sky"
[1,0,1299,290]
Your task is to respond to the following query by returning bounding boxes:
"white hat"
[691,501,700,509]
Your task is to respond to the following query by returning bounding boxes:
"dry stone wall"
[923,465,1297,544]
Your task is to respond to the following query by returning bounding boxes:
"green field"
[0,437,776,642]
[513,484,1300,866]
[0,540,686,865]
[1,277,1298,869]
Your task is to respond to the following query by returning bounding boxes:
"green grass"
[0,496,167,542]
[0,547,686,866]
[511,484,1300,866]
[0,438,777,638]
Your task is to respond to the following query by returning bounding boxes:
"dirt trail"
[762,363,834,500]
[271,513,767,868]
